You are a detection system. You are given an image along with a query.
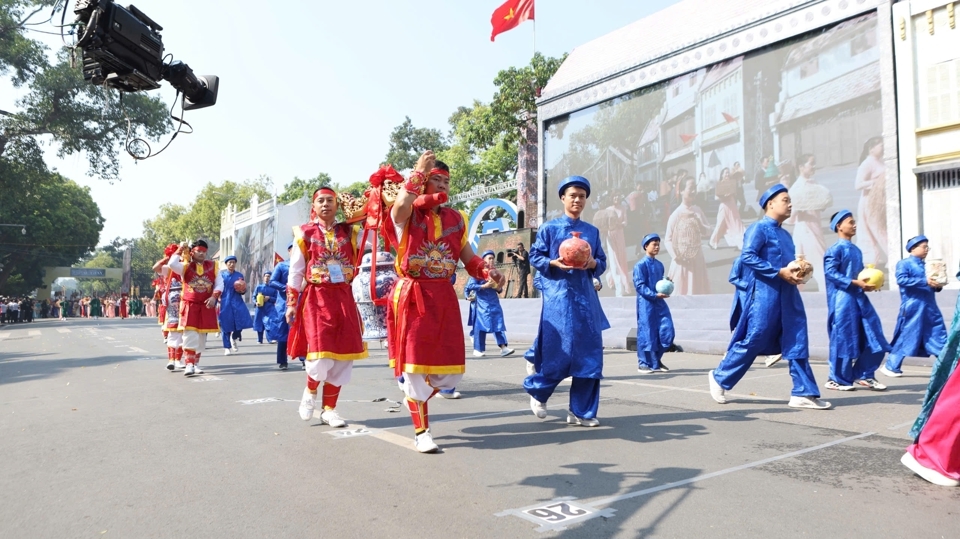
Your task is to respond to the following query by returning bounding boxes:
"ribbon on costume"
[391,277,427,377]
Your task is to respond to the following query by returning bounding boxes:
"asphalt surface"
[1,317,958,538]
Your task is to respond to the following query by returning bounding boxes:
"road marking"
[590,432,874,506]
[327,427,374,439]
[238,397,284,405]
[497,432,874,532]
[104,336,115,341]
[606,379,783,402]
[0,333,9,339]
[190,376,223,382]
[496,497,615,533]
[28,330,41,337]
[56,328,71,334]
[887,420,915,431]
[129,347,148,353]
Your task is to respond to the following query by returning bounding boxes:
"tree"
[0,155,103,293]
[383,116,448,171]
[0,2,172,180]
[277,172,333,204]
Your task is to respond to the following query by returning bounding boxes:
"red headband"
[192,246,208,253]
[313,187,336,201]
[429,168,449,178]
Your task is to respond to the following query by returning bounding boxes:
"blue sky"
[10,0,680,243]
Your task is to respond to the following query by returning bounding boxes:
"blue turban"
[558,176,591,198]
[480,250,495,259]
[287,242,294,250]
[223,255,237,263]
[830,210,853,232]
[759,183,789,209]
[906,235,928,252]
[642,233,661,248]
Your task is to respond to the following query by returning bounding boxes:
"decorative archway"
[467,199,518,249]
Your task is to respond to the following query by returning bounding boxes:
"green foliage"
[0,4,172,180]
[383,116,448,171]
[0,155,103,294]
[277,172,333,204]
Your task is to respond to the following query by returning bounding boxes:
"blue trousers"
[473,330,507,352]
[524,374,600,419]
[257,330,264,343]
[830,350,884,386]
[222,330,242,349]
[637,350,665,370]
[714,353,820,398]
[276,341,287,365]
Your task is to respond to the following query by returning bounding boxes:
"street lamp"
[0,224,27,235]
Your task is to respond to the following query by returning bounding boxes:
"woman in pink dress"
[664,178,711,295]
[603,194,630,296]
[855,137,888,268]
[709,167,745,250]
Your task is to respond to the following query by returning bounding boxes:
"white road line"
[103,336,115,341]
[28,330,41,337]
[129,347,148,353]
[56,328,71,334]
[589,432,875,507]
[887,420,915,431]
[605,379,783,402]
[0,333,9,339]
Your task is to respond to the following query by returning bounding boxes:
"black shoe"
[279,363,288,371]
[657,363,670,372]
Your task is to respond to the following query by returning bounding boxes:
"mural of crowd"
[544,13,886,296]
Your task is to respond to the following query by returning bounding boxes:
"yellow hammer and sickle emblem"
[504,7,514,20]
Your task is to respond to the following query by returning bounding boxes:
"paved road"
[1,318,958,538]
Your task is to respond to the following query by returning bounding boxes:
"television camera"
[73,1,218,110]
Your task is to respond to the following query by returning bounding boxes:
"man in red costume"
[168,239,222,376]
[153,244,186,370]
[288,186,369,428]
[383,151,504,453]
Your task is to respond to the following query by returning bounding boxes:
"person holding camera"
[510,243,531,298]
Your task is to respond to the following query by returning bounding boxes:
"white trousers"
[402,373,464,401]
[306,359,353,387]
[182,331,208,352]
[167,332,183,348]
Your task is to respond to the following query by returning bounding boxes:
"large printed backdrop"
[544,13,886,297]
[235,217,276,303]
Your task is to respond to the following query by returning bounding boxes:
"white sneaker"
[472,350,485,358]
[414,430,439,453]
[175,360,183,370]
[880,366,902,378]
[231,339,239,353]
[764,354,782,367]
[320,408,346,428]
[708,370,727,404]
[500,348,515,357]
[530,396,547,419]
[901,451,960,487]
[525,361,536,376]
[437,391,461,399]
[166,360,175,371]
[788,396,832,410]
[566,412,600,427]
[193,364,204,375]
[224,349,232,356]
[298,389,316,421]
[183,364,195,376]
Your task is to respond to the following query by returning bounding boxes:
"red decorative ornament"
[233,279,247,294]
[559,231,592,267]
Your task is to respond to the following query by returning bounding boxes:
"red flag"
[722,112,738,123]
[490,0,534,42]
[274,252,284,265]
[679,133,698,144]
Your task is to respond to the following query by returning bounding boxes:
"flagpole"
[532,16,537,57]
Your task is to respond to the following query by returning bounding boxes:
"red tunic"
[288,222,368,361]
[179,260,219,333]
[382,207,468,376]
